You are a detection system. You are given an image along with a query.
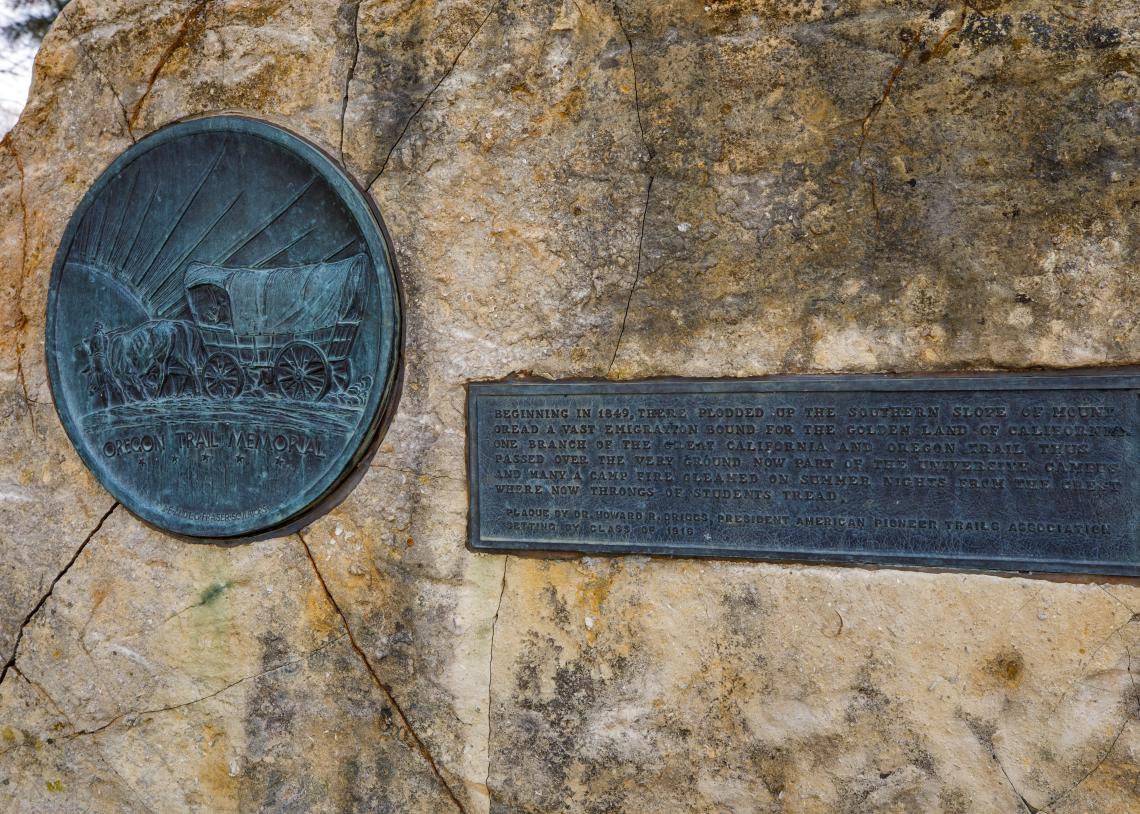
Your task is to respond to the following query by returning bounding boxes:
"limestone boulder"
[1,1,1137,812]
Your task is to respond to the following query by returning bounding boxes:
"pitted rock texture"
[1,0,1138,812]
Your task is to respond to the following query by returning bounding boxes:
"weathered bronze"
[46,116,402,540]
[468,373,1140,575]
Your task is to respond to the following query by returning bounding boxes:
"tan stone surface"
[489,558,1140,813]
[1,0,1138,812]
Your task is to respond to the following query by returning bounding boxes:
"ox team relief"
[45,116,402,539]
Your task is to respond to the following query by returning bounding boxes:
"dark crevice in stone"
[1098,585,1138,616]
[1057,611,1139,708]
[857,1,969,157]
[855,4,968,236]
[0,502,119,687]
[484,556,509,805]
[606,2,655,374]
[2,134,36,431]
[297,532,468,813]
[57,9,136,143]
[1044,652,1137,811]
[339,0,364,169]
[11,664,68,721]
[2,669,156,814]
[612,0,654,163]
[69,633,348,739]
[92,748,157,814]
[608,174,653,373]
[369,462,458,483]
[15,357,37,433]
[366,0,502,190]
[856,37,912,236]
[867,174,881,233]
[992,750,1040,813]
[130,0,213,132]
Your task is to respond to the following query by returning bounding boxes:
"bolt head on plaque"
[45,116,402,540]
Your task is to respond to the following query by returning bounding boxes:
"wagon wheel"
[274,342,330,402]
[330,359,352,392]
[202,352,244,399]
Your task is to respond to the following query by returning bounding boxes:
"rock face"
[1,0,1138,812]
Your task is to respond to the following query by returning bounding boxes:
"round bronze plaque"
[46,116,402,540]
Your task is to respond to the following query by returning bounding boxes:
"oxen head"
[74,337,93,376]
[74,322,108,392]
[73,336,105,403]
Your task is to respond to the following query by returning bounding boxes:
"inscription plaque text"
[468,374,1140,575]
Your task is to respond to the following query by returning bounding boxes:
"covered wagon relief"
[184,255,370,404]
[45,116,402,540]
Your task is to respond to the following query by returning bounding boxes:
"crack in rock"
[155,580,237,629]
[0,666,156,813]
[370,462,458,482]
[1044,720,1134,810]
[930,3,970,58]
[612,0,654,164]
[856,0,971,158]
[1044,648,1139,811]
[93,750,157,814]
[1057,609,1138,708]
[993,749,1040,813]
[339,0,364,169]
[297,532,468,813]
[857,38,915,158]
[608,174,653,374]
[1098,585,1138,616]
[2,134,36,431]
[14,357,37,432]
[57,9,136,143]
[483,556,509,806]
[606,1,655,375]
[5,134,28,303]
[0,666,71,761]
[855,4,968,232]
[10,642,349,814]
[856,36,913,234]
[367,0,502,190]
[68,633,349,739]
[867,173,881,233]
[1128,648,1140,722]
[130,0,214,132]
[0,502,119,687]
[995,639,1139,814]
[11,664,70,723]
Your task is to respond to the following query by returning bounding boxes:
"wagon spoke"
[203,352,243,399]
[273,342,329,401]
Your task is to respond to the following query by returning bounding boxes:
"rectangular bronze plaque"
[467,372,1140,575]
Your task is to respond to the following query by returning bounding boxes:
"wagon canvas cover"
[185,255,366,335]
